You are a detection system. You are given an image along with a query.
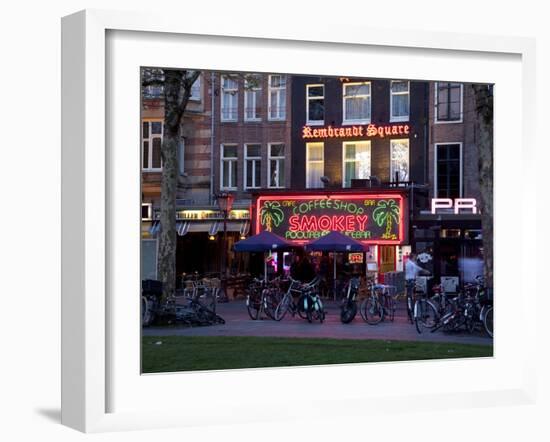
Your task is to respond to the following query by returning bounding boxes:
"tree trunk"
[157,70,200,301]
[472,84,494,290]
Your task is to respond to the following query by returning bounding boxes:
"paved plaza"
[143,299,493,346]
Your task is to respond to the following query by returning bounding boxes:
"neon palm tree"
[260,201,284,232]
[372,199,400,238]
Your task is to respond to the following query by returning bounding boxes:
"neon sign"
[256,193,406,245]
[431,198,478,214]
[302,123,411,140]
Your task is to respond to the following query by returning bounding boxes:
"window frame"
[141,119,163,172]
[342,140,372,188]
[306,142,325,189]
[434,142,463,198]
[244,143,262,190]
[306,83,325,126]
[244,75,262,122]
[267,142,285,188]
[220,75,238,122]
[390,80,410,122]
[434,82,464,124]
[220,143,238,190]
[267,74,287,121]
[389,138,410,183]
[342,81,371,125]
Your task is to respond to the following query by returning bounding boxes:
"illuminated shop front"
[252,190,409,278]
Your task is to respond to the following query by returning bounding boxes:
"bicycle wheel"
[414,299,437,334]
[483,306,493,338]
[385,295,395,322]
[264,289,281,320]
[246,293,260,320]
[274,294,291,321]
[362,296,384,325]
[340,300,357,324]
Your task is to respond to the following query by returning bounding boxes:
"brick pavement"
[143,299,493,346]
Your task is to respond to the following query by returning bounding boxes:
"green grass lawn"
[142,336,492,373]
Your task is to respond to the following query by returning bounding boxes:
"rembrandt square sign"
[254,193,407,245]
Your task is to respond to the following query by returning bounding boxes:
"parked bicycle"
[340,276,360,323]
[359,279,396,325]
[245,277,282,320]
[274,277,324,322]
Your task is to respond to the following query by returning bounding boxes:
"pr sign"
[255,193,406,245]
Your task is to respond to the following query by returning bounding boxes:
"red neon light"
[302,123,410,140]
[255,194,405,245]
[288,214,369,232]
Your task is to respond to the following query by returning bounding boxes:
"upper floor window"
[435,82,463,123]
[343,141,371,188]
[244,75,262,121]
[390,80,410,122]
[142,121,163,171]
[244,144,261,189]
[268,143,285,188]
[343,82,371,124]
[189,75,201,101]
[221,76,238,122]
[390,139,410,182]
[221,144,238,190]
[435,143,462,198]
[306,142,324,189]
[306,84,324,125]
[268,75,286,120]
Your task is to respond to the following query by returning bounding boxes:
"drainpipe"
[210,72,215,206]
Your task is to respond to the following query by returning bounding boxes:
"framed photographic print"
[61,9,537,433]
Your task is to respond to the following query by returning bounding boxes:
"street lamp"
[216,192,234,278]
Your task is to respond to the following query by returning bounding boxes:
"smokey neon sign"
[256,194,406,244]
[302,123,411,140]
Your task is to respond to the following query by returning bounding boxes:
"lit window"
[221,76,238,121]
[343,141,371,188]
[268,143,285,188]
[244,75,262,121]
[244,144,261,189]
[435,82,463,122]
[142,121,163,171]
[390,80,409,122]
[343,82,371,124]
[268,75,286,120]
[306,84,324,125]
[221,144,238,189]
[435,143,462,198]
[306,143,324,189]
[390,139,410,182]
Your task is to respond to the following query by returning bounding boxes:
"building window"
[142,120,163,171]
[268,143,285,188]
[244,75,262,121]
[435,82,463,122]
[306,142,324,188]
[177,140,185,175]
[221,144,238,190]
[244,144,261,189]
[189,75,201,101]
[435,143,462,198]
[268,75,286,120]
[390,80,409,122]
[343,82,371,124]
[221,75,238,121]
[390,139,410,182]
[306,84,324,125]
[343,141,371,188]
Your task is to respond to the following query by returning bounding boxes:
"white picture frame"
[61,9,537,433]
